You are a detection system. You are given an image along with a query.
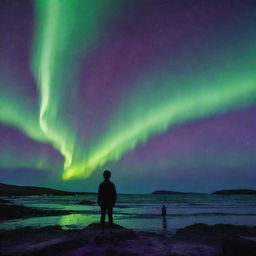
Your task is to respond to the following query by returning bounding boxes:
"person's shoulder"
[101,180,109,186]
[105,180,115,186]
[110,181,116,186]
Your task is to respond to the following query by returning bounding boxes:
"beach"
[1,193,256,232]
[1,193,256,255]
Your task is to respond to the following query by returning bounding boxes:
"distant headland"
[152,189,256,195]
[0,182,93,196]
[151,190,204,195]
[212,189,256,195]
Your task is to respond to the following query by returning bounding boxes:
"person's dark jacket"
[97,180,117,207]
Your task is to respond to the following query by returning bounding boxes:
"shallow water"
[1,194,256,233]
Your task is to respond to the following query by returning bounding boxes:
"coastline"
[1,187,256,255]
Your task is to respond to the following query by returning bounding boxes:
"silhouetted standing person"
[162,205,167,218]
[162,205,167,229]
[98,170,117,233]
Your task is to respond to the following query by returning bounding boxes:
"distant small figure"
[98,170,117,233]
[162,205,167,219]
[162,205,167,229]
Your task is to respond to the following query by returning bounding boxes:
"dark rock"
[0,225,64,240]
[214,224,256,236]
[85,222,128,231]
[173,223,256,246]
[21,239,85,256]
[86,222,136,243]
[222,238,256,256]
[104,247,140,256]
[105,247,119,256]
[0,198,11,204]
[94,235,105,244]
[0,204,69,220]
[77,199,95,205]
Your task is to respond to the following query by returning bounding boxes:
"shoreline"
[1,195,256,255]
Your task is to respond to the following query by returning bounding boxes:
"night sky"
[0,0,256,193]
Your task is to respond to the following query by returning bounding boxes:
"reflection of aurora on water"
[1,194,256,233]
[1,0,256,192]
[60,214,99,230]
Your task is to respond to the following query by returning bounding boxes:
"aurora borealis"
[0,0,256,193]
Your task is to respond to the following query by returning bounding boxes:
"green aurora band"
[64,61,256,179]
[1,1,256,180]
[0,76,46,142]
[33,0,256,179]
[32,0,122,177]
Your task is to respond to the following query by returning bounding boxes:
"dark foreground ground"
[1,222,256,256]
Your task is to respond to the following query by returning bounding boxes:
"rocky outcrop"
[77,199,95,205]
[0,198,11,204]
[0,204,70,220]
[222,238,256,256]
[173,223,256,256]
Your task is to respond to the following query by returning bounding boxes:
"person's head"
[103,170,111,180]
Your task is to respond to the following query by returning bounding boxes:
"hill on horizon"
[212,189,256,195]
[152,189,256,195]
[0,182,94,196]
[152,190,205,195]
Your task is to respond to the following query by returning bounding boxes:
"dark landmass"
[173,223,256,243]
[77,199,96,205]
[0,198,11,203]
[2,182,256,197]
[1,223,256,256]
[0,204,72,220]
[212,189,256,195]
[0,182,95,196]
[152,189,256,195]
[173,223,256,256]
[152,190,204,195]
